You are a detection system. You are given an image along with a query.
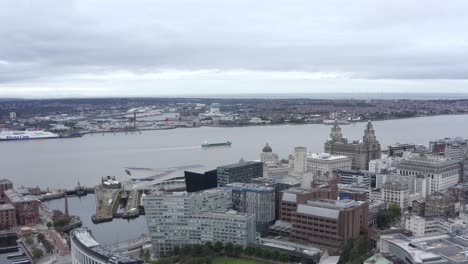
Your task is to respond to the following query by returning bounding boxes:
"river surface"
[3,114,468,244]
[1,114,468,189]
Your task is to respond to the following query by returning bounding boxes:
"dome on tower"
[262,143,273,153]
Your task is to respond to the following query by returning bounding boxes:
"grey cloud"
[0,0,468,92]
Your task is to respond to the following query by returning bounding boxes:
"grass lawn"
[212,256,267,264]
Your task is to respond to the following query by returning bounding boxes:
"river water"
[3,114,468,244]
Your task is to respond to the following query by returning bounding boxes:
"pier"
[123,190,141,219]
[92,187,121,223]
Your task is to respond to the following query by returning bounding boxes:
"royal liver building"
[324,120,381,170]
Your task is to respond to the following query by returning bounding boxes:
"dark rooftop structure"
[0,233,32,264]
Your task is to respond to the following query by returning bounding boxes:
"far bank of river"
[3,114,468,190]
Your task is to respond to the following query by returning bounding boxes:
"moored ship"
[0,130,59,141]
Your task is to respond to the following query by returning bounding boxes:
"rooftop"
[306,199,363,209]
[399,153,461,167]
[0,203,15,211]
[383,181,409,191]
[364,255,392,264]
[4,189,38,203]
[224,182,274,192]
[72,228,142,264]
[217,160,262,169]
[381,233,468,264]
[0,179,12,185]
[193,210,254,220]
[308,152,350,161]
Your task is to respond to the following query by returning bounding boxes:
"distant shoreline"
[3,93,468,101]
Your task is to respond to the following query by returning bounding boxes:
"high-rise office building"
[224,182,275,235]
[217,160,263,186]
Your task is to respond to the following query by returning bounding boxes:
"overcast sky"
[1,0,468,98]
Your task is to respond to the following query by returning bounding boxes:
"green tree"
[144,250,151,262]
[388,203,401,218]
[224,242,234,256]
[245,246,255,256]
[279,252,289,262]
[272,250,280,260]
[181,245,193,256]
[254,247,264,258]
[173,246,180,256]
[32,247,43,259]
[139,248,144,258]
[46,222,52,228]
[340,236,370,264]
[214,241,223,253]
[193,244,204,257]
[263,249,273,259]
[204,241,213,251]
[233,245,243,257]
[25,236,34,245]
[37,233,45,241]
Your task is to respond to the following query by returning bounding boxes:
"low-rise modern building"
[217,160,263,186]
[380,233,468,264]
[0,204,16,230]
[258,237,321,263]
[405,214,464,236]
[335,169,376,189]
[338,183,371,201]
[224,182,275,236]
[388,144,416,157]
[71,227,143,264]
[3,189,40,225]
[0,233,32,264]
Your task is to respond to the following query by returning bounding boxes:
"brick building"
[279,184,338,223]
[291,199,368,247]
[0,179,13,201]
[0,204,16,230]
[4,189,40,226]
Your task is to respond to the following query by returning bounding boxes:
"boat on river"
[201,141,232,148]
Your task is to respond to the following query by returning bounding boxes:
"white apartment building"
[143,188,255,257]
[382,181,410,210]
